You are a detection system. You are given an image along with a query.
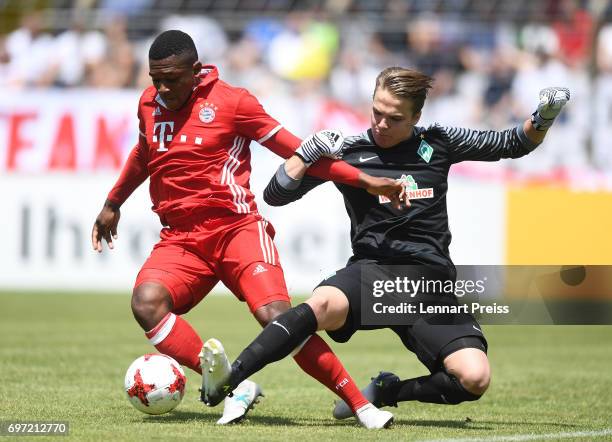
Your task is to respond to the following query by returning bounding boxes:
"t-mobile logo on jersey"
[153,121,175,152]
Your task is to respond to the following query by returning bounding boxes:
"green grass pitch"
[2,292,612,441]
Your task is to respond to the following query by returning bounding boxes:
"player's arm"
[262,126,360,186]
[448,87,570,163]
[264,129,406,207]
[263,155,327,206]
[264,149,408,210]
[235,90,404,197]
[92,135,149,252]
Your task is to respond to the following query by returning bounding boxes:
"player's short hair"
[374,67,434,114]
[149,30,198,64]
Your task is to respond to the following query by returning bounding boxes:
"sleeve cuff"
[516,125,541,151]
[104,198,121,210]
[276,164,302,190]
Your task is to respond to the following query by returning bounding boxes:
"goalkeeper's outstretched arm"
[446,87,571,163]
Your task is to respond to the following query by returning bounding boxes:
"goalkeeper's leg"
[375,347,490,406]
[206,282,370,415]
[235,298,370,415]
[378,329,490,406]
[333,336,489,418]
[208,222,371,415]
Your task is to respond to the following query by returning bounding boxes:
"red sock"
[293,334,368,413]
[145,313,203,374]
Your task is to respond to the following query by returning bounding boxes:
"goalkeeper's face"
[371,87,421,148]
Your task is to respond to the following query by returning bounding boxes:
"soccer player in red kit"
[91,30,400,427]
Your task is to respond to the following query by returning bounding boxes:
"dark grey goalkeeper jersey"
[264,124,539,270]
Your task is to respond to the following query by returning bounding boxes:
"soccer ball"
[124,354,186,415]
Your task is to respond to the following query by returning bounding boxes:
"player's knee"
[444,347,490,398]
[454,363,491,397]
[131,283,173,329]
[307,286,349,331]
[254,300,290,327]
[306,291,329,318]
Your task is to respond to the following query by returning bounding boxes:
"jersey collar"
[195,65,219,90]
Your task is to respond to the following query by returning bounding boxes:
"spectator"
[267,12,339,81]
[405,15,461,77]
[0,36,10,87]
[4,11,55,88]
[511,45,589,177]
[592,21,612,171]
[551,0,593,67]
[50,13,107,87]
[482,48,518,128]
[99,0,154,18]
[329,48,379,108]
[87,17,135,88]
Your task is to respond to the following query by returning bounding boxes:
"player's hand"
[537,87,570,119]
[92,201,121,253]
[362,175,411,210]
[295,129,344,165]
[532,87,570,130]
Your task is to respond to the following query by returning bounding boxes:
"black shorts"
[317,258,488,372]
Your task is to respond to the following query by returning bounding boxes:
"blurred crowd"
[2,0,612,177]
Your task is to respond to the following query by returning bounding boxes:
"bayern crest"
[199,103,217,123]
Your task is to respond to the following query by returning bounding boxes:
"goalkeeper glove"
[295,129,344,166]
[531,87,570,131]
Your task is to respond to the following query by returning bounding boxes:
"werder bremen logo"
[417,139,433,163]
[379,174,434,204]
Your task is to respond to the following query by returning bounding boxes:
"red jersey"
[107,65,361,226]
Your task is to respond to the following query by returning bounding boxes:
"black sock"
[228,303,318,389]
[382,371,481,405]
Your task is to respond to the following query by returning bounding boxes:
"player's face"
[371,87,421,148]
[149,55,202,111]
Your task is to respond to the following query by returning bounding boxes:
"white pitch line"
[420,428,612,442]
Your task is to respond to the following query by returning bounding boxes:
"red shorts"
[135,213,289,315]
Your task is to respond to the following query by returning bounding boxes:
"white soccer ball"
[124,354,186,415]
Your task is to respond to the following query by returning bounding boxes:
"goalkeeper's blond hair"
[374,67,434,114]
